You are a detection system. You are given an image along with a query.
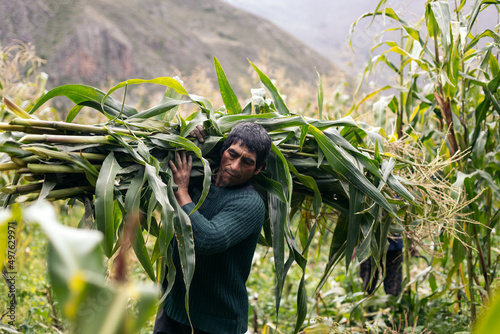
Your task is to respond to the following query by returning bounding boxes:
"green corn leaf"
[128,97,192,119]
[106,77,192,120]
[467,29,500,52]
[37,175,57,202]
[309,125,396,216]
[293,275,307,334]
[430,1,451,51]
[286,226,310,334]
[214,57,242,114]
[103,77,189,103]
[124,168,156,281]
[287,162,322,217]
[317,72,324,120]
[65,105,84,123]
[315,215,348,294]
[132,222,156,281]
[215,112,278,132]
[350,8,422,50]
[30,84,138,119]
[266,147,292,322]
[467,0,500,34]
[249,61,291,115]
[474,291,500,334]
[346,184,364,271]
[217,113,307,133]
[452,236,466,265]
[95,152,121,257]
[299,124,309,150]
[167,176,195,324]
[181,112,209,138]
[253,174,288,204]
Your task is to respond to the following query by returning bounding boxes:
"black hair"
[220,122,272,170]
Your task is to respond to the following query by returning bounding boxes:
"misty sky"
[221,0,497,72]
[221,0,424,66]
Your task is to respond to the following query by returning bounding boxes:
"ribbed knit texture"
[163,184,265,334]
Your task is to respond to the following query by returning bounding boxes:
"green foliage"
[350,0,500,330]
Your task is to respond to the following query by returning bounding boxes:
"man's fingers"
[168,160,177,172]
[197,125,207,137]
[189,125,206,143]
[172,152,192,171]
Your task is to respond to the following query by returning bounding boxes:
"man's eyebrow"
[228,148,239,155]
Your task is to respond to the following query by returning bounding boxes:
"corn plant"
[350,0,500,329]
[0,58,414,332]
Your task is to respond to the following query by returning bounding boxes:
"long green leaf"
[217,113,307,133]
[124,168,156,281]
[128,98,192,119]
[346,184,364,270]
[167,176,195,326]
[249,61,291,115]
[266,147,292,323]
[30,84,138,118]
[103,77,189,102]
[315,215,348,294]
[95,152,121,257]
[287,162,322,217]
[214,57,242,114]
[309,125,396,216]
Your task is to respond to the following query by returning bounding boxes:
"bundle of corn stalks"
[0,59,414,332]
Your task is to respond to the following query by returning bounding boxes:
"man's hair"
[220,122,272,169]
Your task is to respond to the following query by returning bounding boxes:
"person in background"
[359,236,403,296]
[153,122,272,334]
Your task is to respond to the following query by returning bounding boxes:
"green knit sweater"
[163,183,265,333]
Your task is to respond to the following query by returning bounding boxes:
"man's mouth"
[224,169,238,178]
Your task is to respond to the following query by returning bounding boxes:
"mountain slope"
[0,0,337,93]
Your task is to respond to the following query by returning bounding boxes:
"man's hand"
[169,151,193,207]
[189,124,207,143]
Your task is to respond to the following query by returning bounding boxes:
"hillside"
[0,0,337,94]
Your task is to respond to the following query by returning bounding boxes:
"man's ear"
[253,165,263,175]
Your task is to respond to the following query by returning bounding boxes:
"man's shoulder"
[224,185,264,205]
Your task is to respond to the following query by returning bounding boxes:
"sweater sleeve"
[181,190,264,255]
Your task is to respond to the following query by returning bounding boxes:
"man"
[154,122,272,334]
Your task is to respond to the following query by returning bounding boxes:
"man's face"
[215,141,262,188]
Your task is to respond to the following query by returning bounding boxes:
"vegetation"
[0,1,500,333]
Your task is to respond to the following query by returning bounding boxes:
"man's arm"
[181,192,264,255]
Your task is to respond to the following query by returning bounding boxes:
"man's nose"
[229,158,242,171]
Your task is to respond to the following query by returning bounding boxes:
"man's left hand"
[169,151,193,206]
